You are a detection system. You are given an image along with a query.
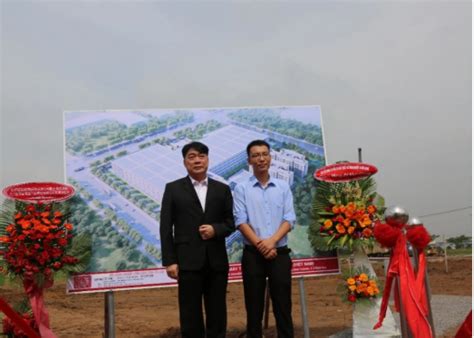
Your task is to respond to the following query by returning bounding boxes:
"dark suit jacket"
[160,176,235,271]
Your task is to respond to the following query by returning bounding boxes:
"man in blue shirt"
[233,140,295,338]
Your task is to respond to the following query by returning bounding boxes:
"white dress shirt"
[190,176,208,212]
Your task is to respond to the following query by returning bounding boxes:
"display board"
[63,106,338,293]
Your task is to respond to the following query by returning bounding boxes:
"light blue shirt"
[233,175,296,248]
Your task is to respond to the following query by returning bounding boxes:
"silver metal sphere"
[384,205,409,227]
[407,217,423,226]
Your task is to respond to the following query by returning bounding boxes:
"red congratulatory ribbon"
[0,297,41,338]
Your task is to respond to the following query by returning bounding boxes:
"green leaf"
[327,235,337,245]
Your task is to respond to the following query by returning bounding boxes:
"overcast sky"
[1,1,471,237]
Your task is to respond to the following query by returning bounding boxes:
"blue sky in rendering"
[1,1,471,237]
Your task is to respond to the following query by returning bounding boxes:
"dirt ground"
[1,256,471,337]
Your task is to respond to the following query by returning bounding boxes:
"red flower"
[0,203,78,279]
[348,294,357,302]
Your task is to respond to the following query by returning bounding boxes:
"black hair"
[182,141,209,158]
[246,140,270,157]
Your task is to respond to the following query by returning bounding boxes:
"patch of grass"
[447,248,472,256]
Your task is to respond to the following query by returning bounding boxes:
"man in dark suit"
[160,141,234,338]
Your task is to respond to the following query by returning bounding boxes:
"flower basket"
[0,200,91,338]
[309,177,384,252]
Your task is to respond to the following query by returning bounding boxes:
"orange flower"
[347,226,355,234]
[40,211,50,218]
[343,218,351,227]
[362,228,372,237]
[0,236,10,243]
[323,220,333,229]
[367,205,377,214]
[18,219,31,230]
[34,223,49,233]
[347,278,356,285]
[346,202,356,212]
[6,224,15,233]
[359,273,369,282]
[358,216,372,228]
[356,283,367,293]
[64,223,73,231]
[349,285,356,291]
[332,205,340,214]
[54,211,62,217]
[344,210,354,219]
[336,224,346,234]
[14,212,23,219]
[367,286,375,296]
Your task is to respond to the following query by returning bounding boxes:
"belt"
[244,245,291,255]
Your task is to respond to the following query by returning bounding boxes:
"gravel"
[329,294,472,337]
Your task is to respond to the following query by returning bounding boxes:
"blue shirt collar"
[250,175,276,188]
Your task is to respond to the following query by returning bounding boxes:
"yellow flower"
[347,278,356,285]
[359,273,369,282]
[323,219,333,229]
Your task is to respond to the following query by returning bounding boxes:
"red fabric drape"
[24,278,57,338]
[0,297,41,338]
[373,226,433,338]
[455,311,472,338]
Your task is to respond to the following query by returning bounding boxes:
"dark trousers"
[178,263,228,338]
[242,246,294,338]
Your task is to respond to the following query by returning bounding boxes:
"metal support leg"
[104,291,115,338]
[298,277,310,338]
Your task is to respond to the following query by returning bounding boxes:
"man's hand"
[263,248,277,260]
[256,238,276,256]
[199,224,215,240]
[166,264,179,280]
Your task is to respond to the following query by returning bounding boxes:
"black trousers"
[178,262,228,338]
[242,246,294,338]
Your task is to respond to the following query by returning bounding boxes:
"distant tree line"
[229,110,323,146]
[66,112,193,155]
[173,120,222,140]
[447,235,471,249]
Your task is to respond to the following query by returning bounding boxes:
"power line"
[418,206,472,218]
